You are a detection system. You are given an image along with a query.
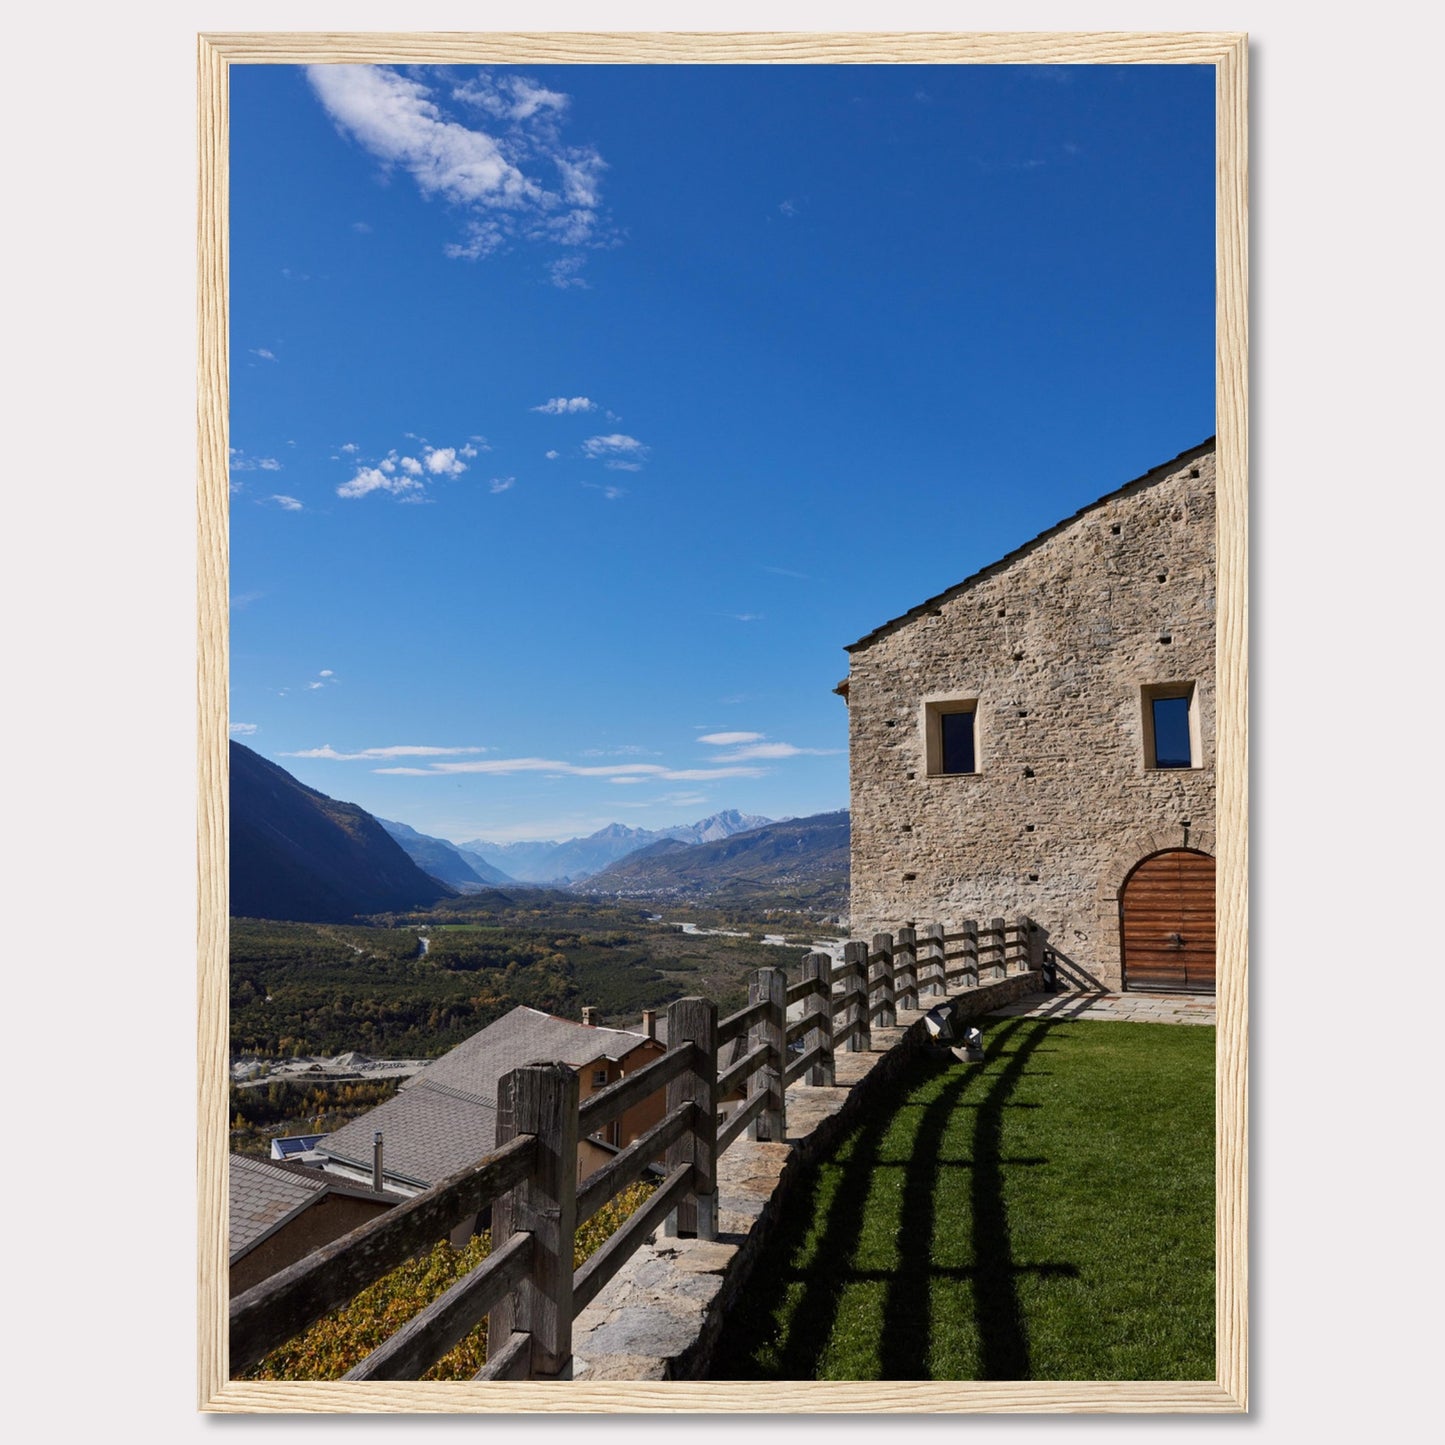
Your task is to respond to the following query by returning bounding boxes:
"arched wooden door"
[1119,850,1216,993]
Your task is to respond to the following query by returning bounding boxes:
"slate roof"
[318,1080,498,1189]
[229,1153,398,1261]
[318,1007,655,1189]
[413,1006,652,1108]
[844,438,1216,653]
[229,1153,329,1260]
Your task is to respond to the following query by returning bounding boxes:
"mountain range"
[459,811,774,883]
[583,810,851,912]
[230,742,843,921]
[230,741,455,922]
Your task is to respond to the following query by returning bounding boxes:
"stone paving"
[985,988,1216,1025]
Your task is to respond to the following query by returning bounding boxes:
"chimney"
[581,1007,597,1027]
[372,1131,384,1193]
[642,1009,657,1040]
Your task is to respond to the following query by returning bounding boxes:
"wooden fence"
[229,913,1041,1382]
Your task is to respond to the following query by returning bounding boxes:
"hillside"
[378,818,517,889]
[581,811,850,912]
[230,742,457,922]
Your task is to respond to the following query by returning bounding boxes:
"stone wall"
[843,444,1216,991]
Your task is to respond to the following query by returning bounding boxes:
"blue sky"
[229,62,1214,845]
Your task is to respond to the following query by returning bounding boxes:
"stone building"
[839,440,1216,993]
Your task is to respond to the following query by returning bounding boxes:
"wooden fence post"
[844,940,871,1051]
[920,923,945,997]
[872,933,896,1028]
[746,968,787,1143]
[1006,914,1030,976]
[487,1061,579,1379]
[664,997,718,1240]
[895,927,918,1013]
[1027,917,1045,972]
[960,919,979,989]
[803,952,835,1085]
[981,917,1007,982]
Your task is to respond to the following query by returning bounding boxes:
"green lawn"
[708,1015,1215,1381]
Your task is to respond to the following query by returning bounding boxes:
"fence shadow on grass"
[708,1019,1078,1380]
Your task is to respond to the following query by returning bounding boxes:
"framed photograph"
[200,30,1246,1413]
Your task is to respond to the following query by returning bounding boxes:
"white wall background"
[6,2,1435,1437]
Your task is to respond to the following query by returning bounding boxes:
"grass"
[708,1015,1214,1381]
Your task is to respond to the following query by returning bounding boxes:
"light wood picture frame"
[198,30,1247,1414]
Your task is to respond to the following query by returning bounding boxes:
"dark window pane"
[941,710,975,773]
[1152,695,1192,768]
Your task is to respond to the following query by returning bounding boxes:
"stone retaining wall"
[571,970,1042,1381]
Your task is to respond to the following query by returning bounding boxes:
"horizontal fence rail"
[230,916,1041,1382]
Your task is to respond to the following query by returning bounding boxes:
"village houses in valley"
[838,439,1217,995]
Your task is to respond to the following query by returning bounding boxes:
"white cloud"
[582,434,647,460]
[319,670,334,677]
[459,444,478,458]
[307,681,325,690]
[545,450,560,461]
[282,744,488,761]
[604,461,642,472]
[490,477,516,493]
[269,495,303,511]
[729,613,764,622]
[699,732,764,746]
[250,347,277,361]
[609,777,648,785]
[337,466,422,500]
[340,442,360,454]
[229,722,258,736]
[307,66,609,272]
[532,396,596,415]
[352,220,372,233]
[424,446,466,477]
[399,455,424,476]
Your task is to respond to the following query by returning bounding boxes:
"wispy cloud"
[532,396,596,414]
[250,347,277,362]
[582,434,647,462]
[728,613,764,623]
[268,495,304,511]
[718,741,841,762]
[582,481,626,501]
[307,66,609,282]
[229,722,258,736]
[544,449,560,460]
[698,731,839,762]
[229,448,282,473]
[490,477,516,493]
[762,564,811,580]
[283,744,488,761]
[373,756,765,781]
[352,220,372,233]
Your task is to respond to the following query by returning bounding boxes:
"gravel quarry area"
[230,1053,429,1087]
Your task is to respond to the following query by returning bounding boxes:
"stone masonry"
[841,441,1216,991]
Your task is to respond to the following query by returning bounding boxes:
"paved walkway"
[986,988,1215,1025]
